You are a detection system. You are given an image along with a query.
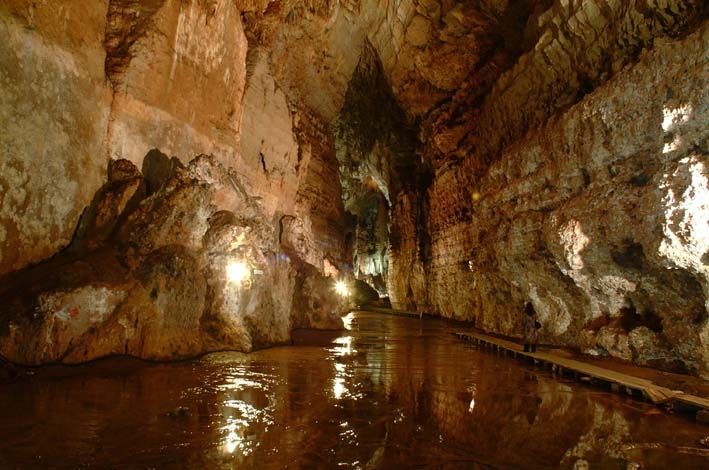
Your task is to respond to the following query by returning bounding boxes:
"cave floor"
[0,311,707,468]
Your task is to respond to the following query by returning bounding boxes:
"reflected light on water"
[223,400,262,420]
[218,377,263,391]
[2,312,707,468]
[222,418,250,455]
[219,395,272,456]
[333,376,348,400]
[468,384,477,413]
[332,336,354,356]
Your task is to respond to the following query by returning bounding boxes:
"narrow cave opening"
[334,42,421,300]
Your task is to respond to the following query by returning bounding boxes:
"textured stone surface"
[0,157,345,364]
[1,0,707,377]
[390,22,709,376]
[238,48,299,218]
[420,0,707,169]
[243,0,534,119]
[292,110,348,270]
[106,0,248,169]
[0,0,249,275]
[0,1,111,275]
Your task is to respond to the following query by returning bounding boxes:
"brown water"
[0,311,707,469]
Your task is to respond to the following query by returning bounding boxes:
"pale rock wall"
[0,0,350,364]
[472,0,705,166]
[291,110,348,270]
[0,0,251,276]
[265,4,366,121]
[107,0,248,169]
[0,1,112,275]
[238,50,347,270]
[0,156,346,365]
[239,49,299,218]
[391,22,709,376]
[422,0,706,168]
[0,0,345,279]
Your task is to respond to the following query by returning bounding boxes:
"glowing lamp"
[335,280,349,297]
[226,261,250,284]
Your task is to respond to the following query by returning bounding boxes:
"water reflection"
[332,335,354,356]
[0,312,706,469]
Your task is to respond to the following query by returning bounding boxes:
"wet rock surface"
[0,312,706,468]
[0,156,346,364]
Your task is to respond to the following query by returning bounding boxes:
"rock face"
[334,44,419,288]
[0,157,346,364]
[0,1,111,275]
[1,0,350,364]
[388,7,709,377]
[0,0,250,276]
[105,0,248,169]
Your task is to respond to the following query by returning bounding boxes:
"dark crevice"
[259,152,268,174]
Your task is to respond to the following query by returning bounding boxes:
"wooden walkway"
[454,330,709,415]
[358,307,709,419]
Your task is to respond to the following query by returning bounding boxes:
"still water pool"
[0,311,707,468]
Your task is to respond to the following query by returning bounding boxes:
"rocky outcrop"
[0,0,350,364]
[105,0,248,169]
[0,0,251,276]
[0,157,345,364]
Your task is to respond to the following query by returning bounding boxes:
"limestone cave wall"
[0,0,348,363]
[0,1,112,275]
[1,0,708,375]
[389,3,708,376]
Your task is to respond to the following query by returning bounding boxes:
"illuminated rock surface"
[0,156,345,364]
[0,313,707,468]
[390,21,709,378]
[2,2,708,467]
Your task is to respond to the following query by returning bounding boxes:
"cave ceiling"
[241,0,541,122]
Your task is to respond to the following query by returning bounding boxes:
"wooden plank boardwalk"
[454,330,708,414]
[359,307,709,418]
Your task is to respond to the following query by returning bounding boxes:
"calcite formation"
[1,0,708,376]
